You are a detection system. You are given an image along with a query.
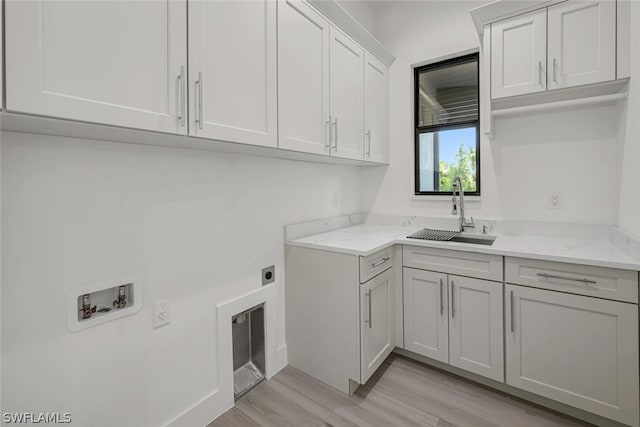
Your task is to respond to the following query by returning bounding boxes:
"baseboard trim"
[165,388,228,427]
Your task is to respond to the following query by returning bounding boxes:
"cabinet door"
[278,0,330,155]
[329,27,364,160]
[364,53,389,163]
[449,275,503,382]
[491,9,547,99]
[189,0,277,147]
[403,268,448,363]
[506,285,639,426]
[547,1,616,90]
[5,0,187,134]
[361,268,393,384]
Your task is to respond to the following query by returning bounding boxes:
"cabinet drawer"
[403,246,503,282]
[359,247,393,283]
[505,257,638,303]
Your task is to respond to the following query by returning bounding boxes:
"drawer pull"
[536,273,597,284]
[371,257,390,268]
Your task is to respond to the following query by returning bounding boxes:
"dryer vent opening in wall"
[232,304,265,400]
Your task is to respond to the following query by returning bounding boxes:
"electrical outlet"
[262,265,275,286]
[548,193,562,209]
[153,299,171,328]
[332,192,340,208]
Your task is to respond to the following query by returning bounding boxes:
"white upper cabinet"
[188,0,277,147]
[491,8,547,99]
[5,0,187,134]
[278,1,389,162]
[4,0,392,163]
[278,0,331,155]
[491,1,619,100]
[448,275,503,382]
[547,1,616,90]
[329,27,364,160]
[364,53,389,163]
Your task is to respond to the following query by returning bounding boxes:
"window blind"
[417,59,478,128]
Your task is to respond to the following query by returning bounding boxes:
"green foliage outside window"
[439,143,476,192]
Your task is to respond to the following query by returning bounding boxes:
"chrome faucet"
[451,176,475,232]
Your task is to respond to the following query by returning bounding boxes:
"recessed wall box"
[232,304,265,399]
[67,276,142,332]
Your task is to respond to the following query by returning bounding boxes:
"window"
[414,53,480,195]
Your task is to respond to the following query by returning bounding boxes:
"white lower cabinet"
[360,268,394,383]
[289,241,639,425]
[285,245,395,395]
[506,284,639,426]
[449,275,503,382]
[403,268,449,363]
[403,267,504,382]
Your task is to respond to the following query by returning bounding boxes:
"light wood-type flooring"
[209,354,589,427]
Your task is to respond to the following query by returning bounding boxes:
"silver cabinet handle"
[366,129,371,157]
[371,256,390,268]
[510,290,515,333]
[177,65,185,127]
[325,116,332,150]
[536,272,597,284]
[450,280,455,318]
[195,71,203,130]
[439,279,444,316]
[332,118,338,150]
[366,290,372,329]
[552,58,557,84]
[538,61,543,86]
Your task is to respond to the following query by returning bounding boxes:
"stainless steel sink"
[449,235,496,245]
[407,228,496,246]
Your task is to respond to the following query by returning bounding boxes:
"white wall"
[618,2,640,236]
[362,0,623,225]
[0,131,362,426]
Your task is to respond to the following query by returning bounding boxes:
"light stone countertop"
[287,223,640,271]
